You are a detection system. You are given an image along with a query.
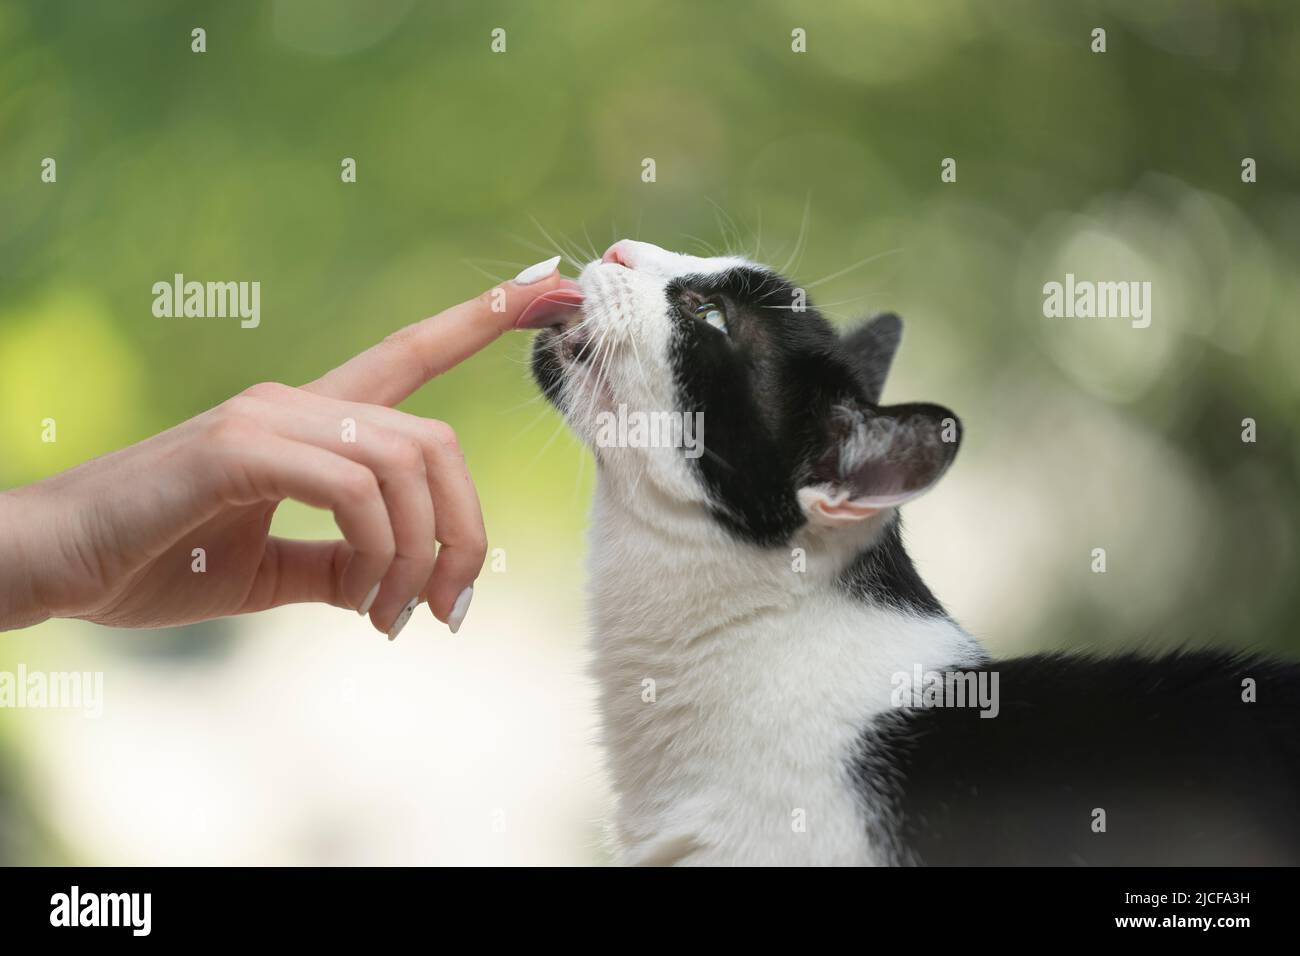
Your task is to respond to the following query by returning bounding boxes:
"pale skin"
[0,269,574,637]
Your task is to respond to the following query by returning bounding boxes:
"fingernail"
[514,255,562,286]
[357,582,381,616]
[448,586,474,634]
[388,597,419,641]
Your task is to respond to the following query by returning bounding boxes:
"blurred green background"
[1,0,1298,864]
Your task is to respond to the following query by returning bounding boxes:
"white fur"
[552,242,982,865]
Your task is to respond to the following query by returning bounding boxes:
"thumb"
[243,538,353,612]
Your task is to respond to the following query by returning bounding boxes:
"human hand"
[0,257,584,639]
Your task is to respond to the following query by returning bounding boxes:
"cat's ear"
[798,401,961,527]
[841,313,902,404]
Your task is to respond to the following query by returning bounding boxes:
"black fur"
[856,652,1300,865]
[839,517,948,618]
[661,267,952,549]
[665,267,845,545]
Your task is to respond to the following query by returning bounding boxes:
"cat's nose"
[601,240,635,268]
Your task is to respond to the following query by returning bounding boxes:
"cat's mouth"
[531,303,594,362]
[528,267,624,420]
[555,319,597,365]
[534,309,617,417]
[518,280,596,364]
[516,280,585,330]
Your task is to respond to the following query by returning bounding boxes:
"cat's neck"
[584,476,982,864]
[584,474,964,644]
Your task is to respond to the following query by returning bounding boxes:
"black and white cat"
[529,239,1300,866]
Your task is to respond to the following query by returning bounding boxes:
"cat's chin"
[561,364,617,434]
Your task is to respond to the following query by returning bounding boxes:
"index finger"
[306,262,583,407]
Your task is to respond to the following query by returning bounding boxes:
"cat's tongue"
[514,279,585,330]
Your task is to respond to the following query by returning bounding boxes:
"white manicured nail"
[357,582,380,616]
[388,597,418,641]
[448,586,474,634]
[514,255,561,285]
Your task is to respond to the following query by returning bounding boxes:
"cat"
[528,239,1300,866]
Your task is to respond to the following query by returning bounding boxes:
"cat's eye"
[693,302,728,335]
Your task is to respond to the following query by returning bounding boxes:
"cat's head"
[530,239,961,547]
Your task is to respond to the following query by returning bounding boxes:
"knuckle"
[407,539,438,568]
[214,394,255,423]
[377,436,425,473]
[467,534,489,571]
[206,413,257,449]
[368,542,397,568]
[241,381,292,402]
[395,438,426,472]
[381,327,438,384]
[381,325,415,352]
[427,420,460,454]
[383,319,422,345]
[337,465,379,506]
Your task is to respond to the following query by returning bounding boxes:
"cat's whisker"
[462,256,534,277]
[626,453,645,500]
[507,232,584,281]
[706,198,761,262]
[699,444,736,473]
[500,388,552,414]
[500,352,540,368]
[507,232,560,259]
[779,195,812,276]
[803,248,902,290]
[559,242,592,273]
[682,233,723,258]
[764,294,890,314]
[527,409,572,470]
[558,223,599,269]
[624,323,652,396]
[581,223,602,264]
[459,259,515,284]
[556,228,596,270]
[529,216,588,272]
[508,398,561,447]
[706,198,743,258]
[560,324,609,437]
[585,324,619,420]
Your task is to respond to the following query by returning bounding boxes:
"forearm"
[0,487,52,631]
